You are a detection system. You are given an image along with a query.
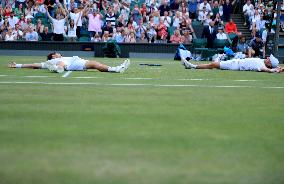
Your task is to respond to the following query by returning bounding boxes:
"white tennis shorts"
[65,56,87,71]
[220,59,240,71]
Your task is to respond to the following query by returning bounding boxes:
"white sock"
[107,66,120,72]
[15,64,22,68]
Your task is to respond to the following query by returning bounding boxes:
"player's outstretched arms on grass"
[8,62,43,69]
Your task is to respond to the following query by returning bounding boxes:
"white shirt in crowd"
[243,3,254,14]
[5,33,17,41]
[161,16,171,27]
[51,18,66,34]
[216,32,227,40]
[70,12,82,27]
[8,16,19,28]
[67,25,77,37]
[198,11,208,21]
[199,2,212,12]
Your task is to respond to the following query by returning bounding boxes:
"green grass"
[0,56,284,184]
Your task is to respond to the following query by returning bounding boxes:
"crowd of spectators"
[0,0,282,45]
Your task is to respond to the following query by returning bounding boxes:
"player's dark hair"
[47,52,56,60]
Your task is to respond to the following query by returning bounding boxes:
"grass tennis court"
[0,55,284,184]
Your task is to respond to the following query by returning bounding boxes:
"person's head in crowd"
[218,26,224,33]
[255,32,262,42]
[225,0,230,4]
[18,3,23,10]
[27,25,34,33]
[121,29,126,36]
[209,20,215,27]
[37,19,42,24]
[44,26,49,33]
[202,6,206,12]
[174,29,181,36]
[10,11,15,17]
[129,31,136,39]
[7,26,13,34]
[203,0,208,5]
[140,31,146,39]
[55,13,61,20]
[102,30,109,38]
[183,29,191,36]
[238,35,246,44]
[72,7,79,13]
[164,11,169,17]
[106,21,112,28]
[229,18,234,24]
[213,1,219,8]
[215,12,222,20]
[107,7,113,15]
[133,3,139,10]
[95,33,101,38]
[246,0,251,5]
[19,14,25,21]
[69,19,75,28]
[27,18,32,24]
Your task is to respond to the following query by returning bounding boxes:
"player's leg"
[181,57,220,69]
[84,60,109,72]
[195,62,220,69]
[8,62,42,69]
[85,59,130,73]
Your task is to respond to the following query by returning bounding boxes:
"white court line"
[72,76,103,79]
[0,81,283,89]
[178,78,211,81]
[234,80,258,82]
[0,75,8,77]
[125,78,154,80]
[23,75,50,78]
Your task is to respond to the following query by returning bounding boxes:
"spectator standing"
[188,0,198,19]
[105,7,116,27]
[65,19,77,41]
[86,8,102,38]
[199,0,211,13]
[45,5,68,41]
[202,21,217,48]
[243,0,254,26]
[222,0,234,22]
[159,0,170,16]
[69,6,83,38]
[44,0,55,18]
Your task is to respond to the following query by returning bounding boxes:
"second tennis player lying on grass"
[8,52,130,73]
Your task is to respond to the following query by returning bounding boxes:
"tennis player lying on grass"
[8,52,130,73]
[181,54,283,73]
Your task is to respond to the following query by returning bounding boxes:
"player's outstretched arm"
[8,62,42,69]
